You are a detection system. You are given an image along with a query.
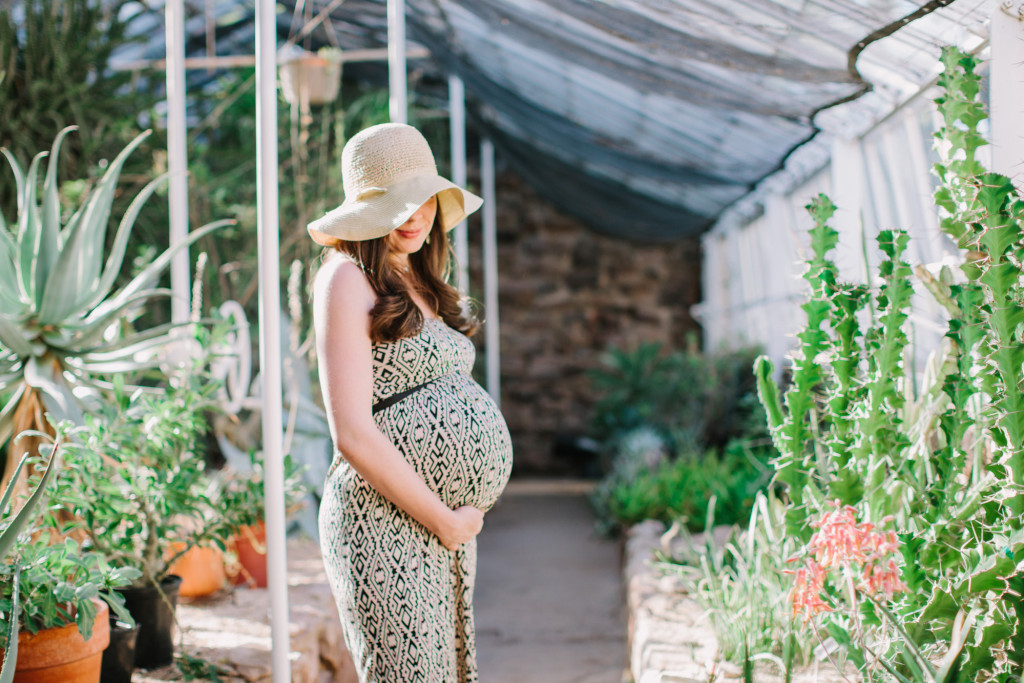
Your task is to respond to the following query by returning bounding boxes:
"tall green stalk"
[755,195,840,537]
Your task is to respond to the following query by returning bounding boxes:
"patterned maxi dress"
[319,317,514,683]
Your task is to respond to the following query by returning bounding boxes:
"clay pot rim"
[14,600,110,671]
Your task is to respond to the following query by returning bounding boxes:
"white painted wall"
[696,84,988,373]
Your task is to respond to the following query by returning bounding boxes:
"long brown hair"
[326,209,480,342]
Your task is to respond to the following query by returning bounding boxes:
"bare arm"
[313,257,482,550]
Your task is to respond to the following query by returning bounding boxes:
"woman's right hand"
[437,505,484,550]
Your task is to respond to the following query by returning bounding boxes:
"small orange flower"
[790,559,832,619]
[790,503,906,618]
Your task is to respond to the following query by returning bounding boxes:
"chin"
[403,238,430,253]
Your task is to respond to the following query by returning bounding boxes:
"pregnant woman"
[312,122,513,682]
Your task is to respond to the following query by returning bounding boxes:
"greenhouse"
[1,0,1023,681]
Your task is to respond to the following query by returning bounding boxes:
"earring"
[425,232,432,245]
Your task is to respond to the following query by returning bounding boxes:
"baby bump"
[375,374,513,510]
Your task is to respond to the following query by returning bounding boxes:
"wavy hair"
[325,209,480,342]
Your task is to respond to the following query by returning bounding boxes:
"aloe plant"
[0,127,229,490]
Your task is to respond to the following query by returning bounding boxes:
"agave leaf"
[62,131,152,309]
[0,225,23,315]
[0,381,25,422]
[38,169,148,325]
[90,219,231,321]
[74,323,211,369]
[1,147,25,215]
[0,565,21,683]
[69,356,170,375]
[75,318,206,355]
[82,172,172,313]
[55,288,173,345]
[0,216,15,274]
[0,308,31,358]
[78,329,196,364]
[0,454,27,520]
[71,374,163,397]
[16,151,45,306]
[35,127,76,301]
[35,379,82,427]
[0,438,61,558]
[0,291,21,317]
[22,356,76,422]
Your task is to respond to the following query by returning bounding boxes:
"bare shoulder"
[313,254,375,323]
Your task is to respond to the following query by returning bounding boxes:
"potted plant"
[53,379,232,669]
[219,451,307,588]
[0,126,231,498]
[0,440,139,683]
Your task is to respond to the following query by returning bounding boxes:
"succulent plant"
[0,127,229,489]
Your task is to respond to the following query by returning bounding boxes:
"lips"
[395,228,421,239]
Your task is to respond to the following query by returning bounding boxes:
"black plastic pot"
[116,574,183,669]
[100,617,139,683]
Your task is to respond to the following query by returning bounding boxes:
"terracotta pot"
[166,544,226,598]
[13,600,109,683]
[225,522,268,588]
[226,522,268,588]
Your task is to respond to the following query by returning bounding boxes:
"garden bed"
[135,539,356,683]
[624,521,852,683]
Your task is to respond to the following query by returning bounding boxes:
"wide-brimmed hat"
[307,122,483,244]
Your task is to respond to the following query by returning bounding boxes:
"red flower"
[790,503,906,618]
[790,559,832,618]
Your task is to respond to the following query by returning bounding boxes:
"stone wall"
[465,171,702,475]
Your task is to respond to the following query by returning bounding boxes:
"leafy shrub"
[589,341,767,453]
[592,438,773,535]
[588,341,773,535]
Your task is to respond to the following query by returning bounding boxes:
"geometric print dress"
[319,317,514,682]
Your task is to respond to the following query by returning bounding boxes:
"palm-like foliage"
[0,127,228,488]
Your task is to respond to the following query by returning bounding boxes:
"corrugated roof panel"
[115,0,998,241]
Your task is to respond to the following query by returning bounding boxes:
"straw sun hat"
[307,122,483,245]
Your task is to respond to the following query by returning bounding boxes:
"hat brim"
[308,174,483,245]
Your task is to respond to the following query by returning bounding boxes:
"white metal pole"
[165,0,190,324]
[449,74,469,293]
[991,4,1024,189]
[387,0,407,124]
[255,0,291,680]
[481,139,500,406]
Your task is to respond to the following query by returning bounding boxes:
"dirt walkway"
[474,482,628,683]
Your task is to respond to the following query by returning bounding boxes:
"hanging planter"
[279,48,343,106]
[12,600,110,683]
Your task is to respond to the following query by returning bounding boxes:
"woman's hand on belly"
[437,505,484,550]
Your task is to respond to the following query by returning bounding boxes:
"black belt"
[372,380,436,415]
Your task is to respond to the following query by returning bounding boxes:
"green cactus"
[750,46,1024,680]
